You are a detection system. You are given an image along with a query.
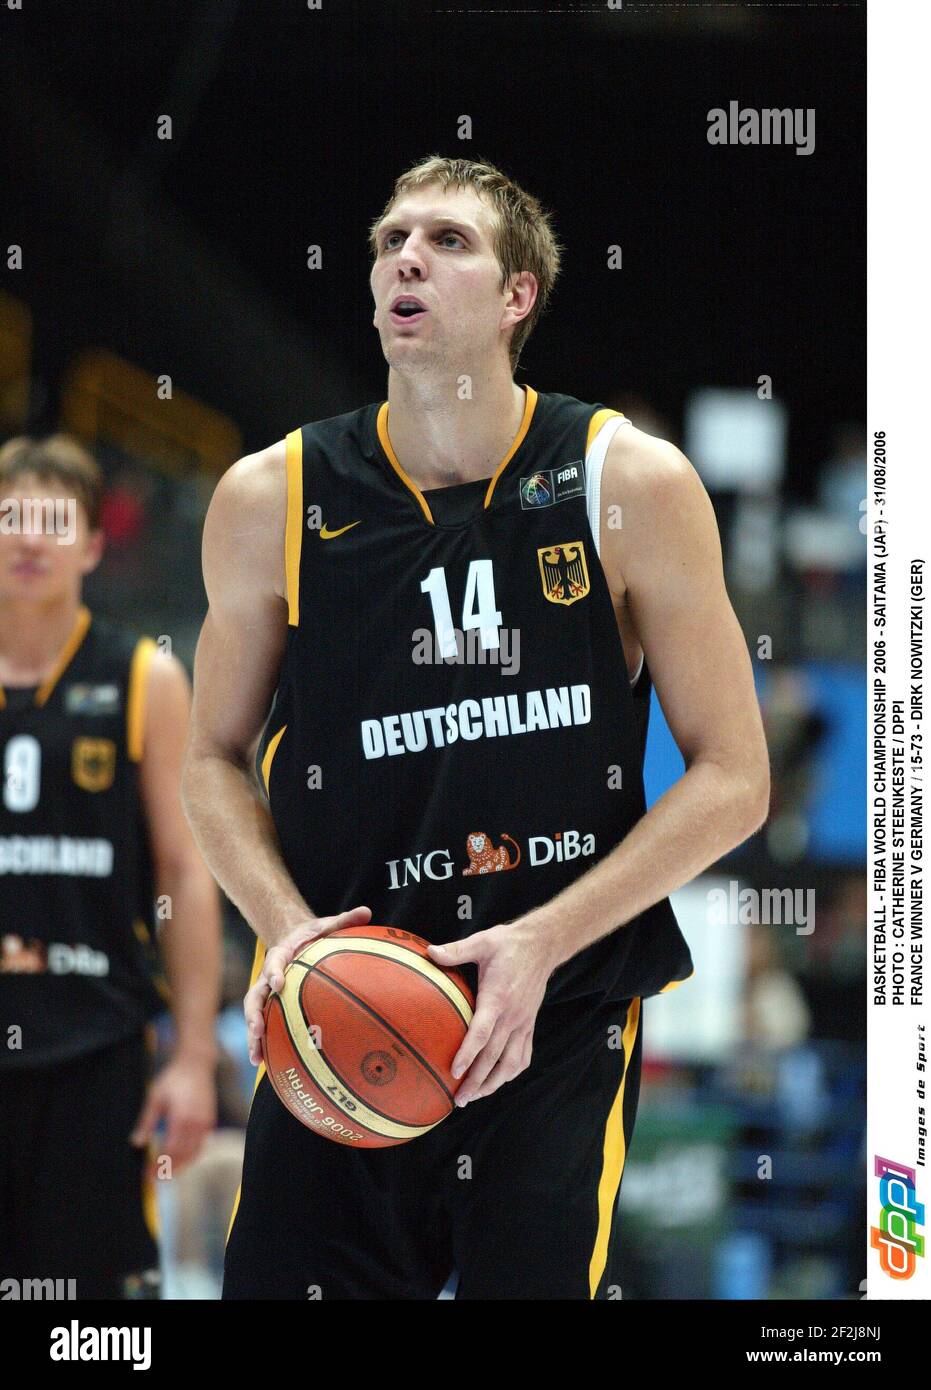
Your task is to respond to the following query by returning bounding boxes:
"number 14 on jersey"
[420,560,502,656]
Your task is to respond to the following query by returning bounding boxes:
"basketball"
[262,925,475,1147]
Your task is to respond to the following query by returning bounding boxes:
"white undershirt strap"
[584,414,643,687]
[584,413,630,561]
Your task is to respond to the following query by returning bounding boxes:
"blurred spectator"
[799,873,866,1044]
[99,463,153,548]
[156,924,254,1297]
[214,930,257,1124]
[760,667,827,862]
[817,422,867,554]
[743,923,811,1050]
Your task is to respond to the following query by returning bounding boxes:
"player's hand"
[427,920,556,1106]
[244,905,373,1065]
[130,1055,217,1176]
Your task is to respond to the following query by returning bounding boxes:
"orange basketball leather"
[262,925,475,1147]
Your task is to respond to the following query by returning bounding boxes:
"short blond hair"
[369,154,563,372]
[0,433,103,528]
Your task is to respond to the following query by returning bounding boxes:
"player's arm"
[131,651,221,1169]
[181,443,310,937]
[180,444,370,1063]
[523,426,770,959]
[431,427,770,1103]
[140,650,222,1064]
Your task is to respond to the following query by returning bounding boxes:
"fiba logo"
[870,1155,926,1279]
[519,459,585,511]
[520,473,552,508]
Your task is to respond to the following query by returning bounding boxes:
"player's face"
[0,473,103,605]
[370,184,513,372]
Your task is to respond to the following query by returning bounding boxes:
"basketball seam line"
[291,940,473,1025]
[298,958,458,1107]
[271,992,388,1140]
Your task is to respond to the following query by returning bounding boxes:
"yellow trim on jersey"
[588,995,641,1299]
[226,938,267,1246]
[585,407,625,457]
[483,384,538,509]
[225,1179,244,1248]
[248,939,266,994]
[376,385,539,522]
[126,636,158,762]
[659,969,695,994]
[135,919,171,1002]
[285,428,303,627]
[24,604,93,709]
[376,403,435,524]
[140,1025,162,1239]
[142,1144,161,1241]
[260,724,287,796]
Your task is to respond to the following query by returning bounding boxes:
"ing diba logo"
[385,828,596,890]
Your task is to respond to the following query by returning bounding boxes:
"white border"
[867,1,931,1300]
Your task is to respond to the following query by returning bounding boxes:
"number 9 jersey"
[0,609,167,1069]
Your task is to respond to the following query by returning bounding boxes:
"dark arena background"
[1,1,866,1300]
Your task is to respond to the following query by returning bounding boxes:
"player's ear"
[504,269,537,324]
[81,526,106,575]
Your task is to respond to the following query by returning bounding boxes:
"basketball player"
[182,156,770,1299]
[0,435,221,1299]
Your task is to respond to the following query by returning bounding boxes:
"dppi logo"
[870,1155,925,1279]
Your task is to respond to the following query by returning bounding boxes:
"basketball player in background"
[182,155,770,1299]
[0,436,221,1299]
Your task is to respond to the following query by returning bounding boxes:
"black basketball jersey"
[0,607,167,1069]
[258,386,693,1003]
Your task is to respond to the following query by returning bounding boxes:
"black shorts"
[224,994,643,1300]
[0,1031,160,1298]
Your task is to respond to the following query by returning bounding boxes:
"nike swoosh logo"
[319,521,362,540]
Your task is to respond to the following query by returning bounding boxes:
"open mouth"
[390,300,427,320]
